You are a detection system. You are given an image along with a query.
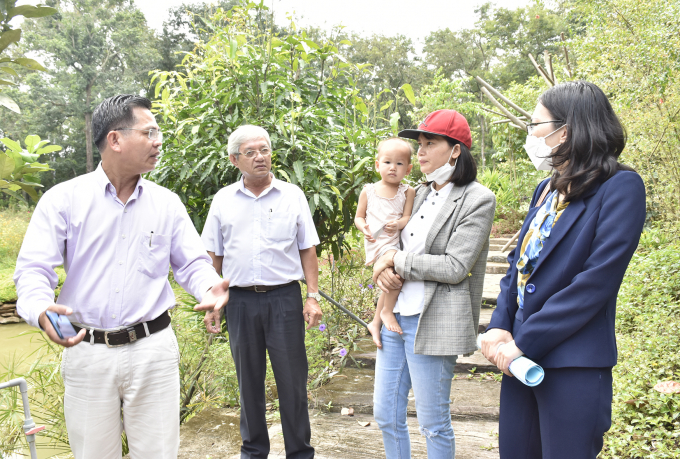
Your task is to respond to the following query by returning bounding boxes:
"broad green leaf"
[379,100,394,112]
[0,29,21,54]
[0,93,20,113]
[390,112,401,134]
[13,58,47,71]
[36,145,62,155]
[20,152,40,163]
[0,153,15,179]
[293,160,304,184]
[230,39,238,60]
[17,182,39,201]
[0,137,23,153]
[25,135,41,152]
[351,156,372,173]
[8,5,57,19]
[0,79,16,85]
[400,84,415,105]
[277,169,291,183]
[0,67,18,77]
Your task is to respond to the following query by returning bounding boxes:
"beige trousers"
[61,326,180,458]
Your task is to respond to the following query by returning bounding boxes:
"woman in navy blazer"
[481,81,646,459]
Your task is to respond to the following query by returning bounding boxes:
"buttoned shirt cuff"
[393,251,410,279]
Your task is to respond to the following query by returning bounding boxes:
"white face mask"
[426,146,458,185]
[523,126,565,171]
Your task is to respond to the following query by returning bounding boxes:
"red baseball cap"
[399,109,472,149]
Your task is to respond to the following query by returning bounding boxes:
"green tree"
[11,0,161,174]
[570,0,680,223]
[151,1,409,258]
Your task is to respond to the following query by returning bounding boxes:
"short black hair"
[540,81,633,201]
[92,94,152,152]
[421,132,477,186]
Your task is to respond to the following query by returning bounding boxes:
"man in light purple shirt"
[14,94,229,459]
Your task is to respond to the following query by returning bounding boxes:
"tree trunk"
[84,84,94,173]
[479,115,486,169]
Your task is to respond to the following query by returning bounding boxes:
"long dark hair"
[421,133,477,186]
[541,81,634,201]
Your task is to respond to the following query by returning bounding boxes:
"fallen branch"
[475,76,533,119]
[480,87,527,131]
[528,53,554,87]
[561,33,572,78]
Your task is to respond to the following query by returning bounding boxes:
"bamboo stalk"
[480,106,509,118]
[560,33,572,78]
[480,87,527,131]
[492,117,527,125]
[475,76,533,119]
[528,53,554,86]
[544,50,555,84]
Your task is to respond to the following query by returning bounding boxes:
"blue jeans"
[374,314,457,458]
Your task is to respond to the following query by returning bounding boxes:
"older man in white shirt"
[14,94,229,459]
[199,125,322,459]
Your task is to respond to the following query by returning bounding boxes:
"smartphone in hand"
[45,310,78,339]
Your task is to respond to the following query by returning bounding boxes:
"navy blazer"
[487,170,646,368]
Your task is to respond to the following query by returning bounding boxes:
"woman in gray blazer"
[371,109,496,458]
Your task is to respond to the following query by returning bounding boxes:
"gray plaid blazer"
[393,181,496,356]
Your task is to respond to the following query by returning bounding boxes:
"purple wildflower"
[318,324,326,332]
[339,348,347,357]
[368,284,374,289]
[359,284,363,288]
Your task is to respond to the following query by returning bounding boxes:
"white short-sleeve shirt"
[395,182,453,316]
[201,174,320,287]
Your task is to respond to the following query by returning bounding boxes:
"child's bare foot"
[381,310,402,334]
[367,321,382,348]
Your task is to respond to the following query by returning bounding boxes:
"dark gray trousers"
[226,282,314,459]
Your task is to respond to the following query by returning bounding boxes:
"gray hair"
[227,125,271,157]
[92,94,152,152]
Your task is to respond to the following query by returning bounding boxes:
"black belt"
[73,311,171,347]
[230,281,298,293]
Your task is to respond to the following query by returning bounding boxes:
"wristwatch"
[307,292,321,301]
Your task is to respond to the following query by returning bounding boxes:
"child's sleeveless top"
[364,183,408,265]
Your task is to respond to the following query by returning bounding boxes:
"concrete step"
[177,407,499,458]
[486,262,510,275]
[489,244,516,252]
[487,251,510,263]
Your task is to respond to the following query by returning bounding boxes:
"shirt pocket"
[267,211,297,242]
[137,232,171,278]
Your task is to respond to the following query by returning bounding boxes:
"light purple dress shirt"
[201,175,320,287]
[14,164,221,329]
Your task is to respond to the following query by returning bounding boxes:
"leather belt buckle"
[104,330,124,348]
[254,285,267,293]
[128,328,138,343]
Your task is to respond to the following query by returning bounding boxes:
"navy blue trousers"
[226,282,314,459]
[499,366,613,459]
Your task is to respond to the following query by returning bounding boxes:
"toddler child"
[354,138,415,347]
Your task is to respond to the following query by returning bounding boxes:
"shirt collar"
[93,162,145,199]
[238,172,281,198]
[429,181,453,198]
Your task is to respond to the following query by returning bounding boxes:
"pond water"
[1,323,69,459]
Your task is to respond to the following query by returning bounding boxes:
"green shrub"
[602,228,680,458]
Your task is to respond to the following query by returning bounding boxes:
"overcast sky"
[135,0,533,50]
[14,0,533,51]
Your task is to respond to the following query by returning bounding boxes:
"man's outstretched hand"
[38,305,86,348]
[195,279,230,333]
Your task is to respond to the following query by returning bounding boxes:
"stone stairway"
[178,236,517,458]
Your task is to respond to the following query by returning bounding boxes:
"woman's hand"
[495,340,524,377]
[384,220,399,236]
[480,328,513,365]
[373,250,402,292]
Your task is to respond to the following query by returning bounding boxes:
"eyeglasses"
[237,147,272,158]
[526,120,563,135]
[113,128,163,143]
